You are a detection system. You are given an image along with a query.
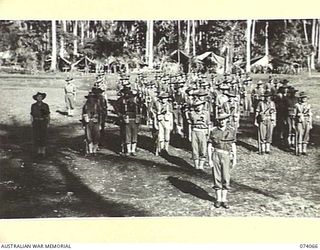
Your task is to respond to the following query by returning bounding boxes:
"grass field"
[0,72,319,218]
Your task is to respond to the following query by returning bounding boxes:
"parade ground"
[0,73,319,218]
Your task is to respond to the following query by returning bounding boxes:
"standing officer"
[154,92,173,155]
[208,112,236,209]
[294,92,312,156]
[254,90,277,154]
[188,100,211,169]
[31,92,50,156]
[64,76,76,117]
[119,90,141,156]
[285,87,299,147]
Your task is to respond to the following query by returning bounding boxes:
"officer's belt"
[192,127,208,131]
[33,117,47,120]
[211,148,230,154]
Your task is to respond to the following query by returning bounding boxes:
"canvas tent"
[196,51,225,73]
[169,50,190,72]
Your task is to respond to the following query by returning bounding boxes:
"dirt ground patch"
[0,74,319,218]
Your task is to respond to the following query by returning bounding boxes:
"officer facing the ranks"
[31,92,50,156]
[64,76,77,117]
[294,92,312,156]
[208,112,236,209]
[188,100,211,169]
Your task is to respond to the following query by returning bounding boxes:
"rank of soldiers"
[75,70,312,209]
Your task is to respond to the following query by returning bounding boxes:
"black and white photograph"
[0,19,319,219]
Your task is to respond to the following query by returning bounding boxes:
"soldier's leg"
[212,152,223,208]
[191,130,199,169]
[302,122,311,155]
[131,122,138,155]
[258,123,266,154]
[125,123,131,155]
[158,122,165,151]
[265,120,273,154]
[164,122,171,152]
[296,123,303,155]
[198,130,207,169]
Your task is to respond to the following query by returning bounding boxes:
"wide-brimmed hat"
[298,92,307,98]
[193,100,205,107]
[219,84,230,90]
[226,91,237,98]
[92,87,104,94]
[85,92,97,99]
[193,89,208,97]
[281,79,289,85]
[263,90,272,97]
[158,92,170,99]
[257,80,264,85]
[216,112,230,120]
[33,92,47,100]
[65,76,74,82]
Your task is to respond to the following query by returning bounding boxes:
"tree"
[50,20,57,71]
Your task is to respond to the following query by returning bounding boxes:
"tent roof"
[170,50,190,63]
[196,51,225,66]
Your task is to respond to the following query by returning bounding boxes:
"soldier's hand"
[254,122,259,127]
[208,160,213,168]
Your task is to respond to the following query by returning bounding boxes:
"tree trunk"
[59,20,66,57]
[246,19,252,73]
[192,20,196,56]
[318,20,320,63]
[148,20,154,68]
[73,21,78,56]
[311,19,316,69]
[251,20,256,45]
[265,21,269,56]
[145,20,150,63]
[177,20,181,64]
[80,21,85,46]
[185,20,191,55]
[50,20,57,71]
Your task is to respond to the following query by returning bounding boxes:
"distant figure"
[30,92,50,156]
[64,76,76,116]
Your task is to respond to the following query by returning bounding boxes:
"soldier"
[223,91,240,133]
[82,92,101,155]
[31,92,50,156]
[118,90,141,156]
[208,112,237,209]
[92,86,108,143]
[285,87,299,147]
[188,100,211,169]
[240,79,253,117]
[172,82,186,136]
[294,92,312,156]
[154,92,173,155]
[254,90,277,154]
[251,80,265,112]
[64,76,76,116]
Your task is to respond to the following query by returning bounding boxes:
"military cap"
[122,81,131,86]
[193,89,208,97]
[200,81,210,87]
[281,79,289,85]
[231,79,238,85]
[288,86,298,93]
[33,92,47,100]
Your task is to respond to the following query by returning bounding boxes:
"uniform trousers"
[85,121,100,145]
[296,120,311,144]
[125,119,138,144]
[258,119,274,143]
[32,120,48,147]
[65,93,75,109]
[211,150,231,190]
[158,120,171,143]
[191,129,207,161]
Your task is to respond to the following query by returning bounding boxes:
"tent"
[196,51,225,73]
[169,50,190,72]
[72,56,96,73]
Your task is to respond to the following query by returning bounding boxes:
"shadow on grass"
[167,176,215,202]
